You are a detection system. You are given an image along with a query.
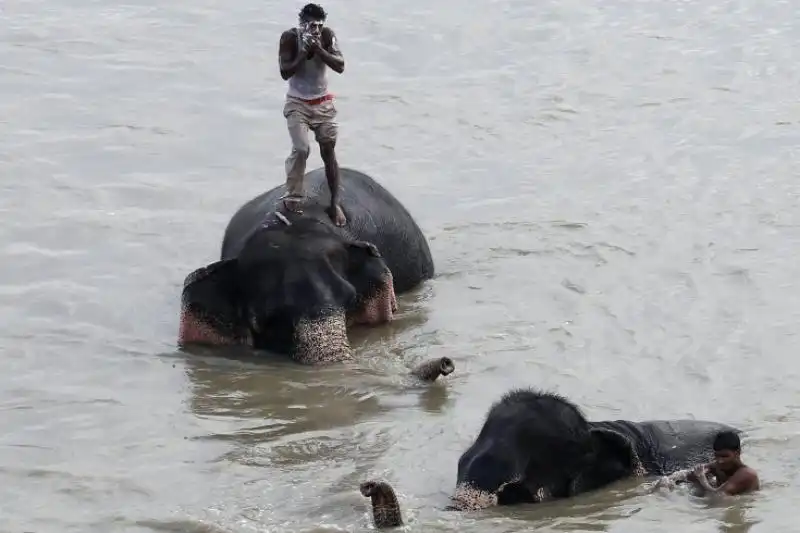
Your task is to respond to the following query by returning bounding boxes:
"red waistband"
[291,94,334,105]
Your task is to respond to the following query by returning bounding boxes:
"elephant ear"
[570,428,645,495]
[178,259,250,346]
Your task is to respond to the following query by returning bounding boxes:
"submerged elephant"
[450,388,740,509]
[361,387,738,527]
[178,167,435,364]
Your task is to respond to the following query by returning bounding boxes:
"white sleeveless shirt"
[286,29,329,100]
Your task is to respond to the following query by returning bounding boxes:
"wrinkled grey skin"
[178,167,434,364]
[450,389,740,510]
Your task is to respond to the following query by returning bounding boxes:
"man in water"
[278,3,347,226]
[658,430,760,496]
[687,430,760,496]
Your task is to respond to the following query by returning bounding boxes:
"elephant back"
[220,167,434,294]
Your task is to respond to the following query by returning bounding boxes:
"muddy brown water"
[2,0,799,531]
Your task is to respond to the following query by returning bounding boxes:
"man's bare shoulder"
[279,29,299,58]
[280,28,298,44]
[740,466,760,485]
[321,27,340,49]
[727,466,760,494]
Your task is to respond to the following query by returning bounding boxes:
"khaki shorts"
[283,96,338,197]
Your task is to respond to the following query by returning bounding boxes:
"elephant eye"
[325,244,348,267]
[249,310,260,332]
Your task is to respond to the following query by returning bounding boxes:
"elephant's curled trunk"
[410,356,455,381]
[360,480,403,528]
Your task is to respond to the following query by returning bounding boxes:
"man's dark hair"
[299,3,326,22]
[713,431,741,452]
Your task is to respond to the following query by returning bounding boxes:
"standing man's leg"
[312,98,346,226]
[283,98,312,213]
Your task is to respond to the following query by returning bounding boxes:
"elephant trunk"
[360,481,403,529]
[292,310,352,364]
[410,356,455,382]
[449,477,542,511]
[448,483,499,511]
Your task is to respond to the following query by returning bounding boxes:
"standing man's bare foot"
[282,195,304,214]
[327,203,346,226]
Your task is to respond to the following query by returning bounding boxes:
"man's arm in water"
[657,465,712,488]
[279,30,305,80]
[690,465,759,496]
[685,464,713,482]
[310,27,345,74]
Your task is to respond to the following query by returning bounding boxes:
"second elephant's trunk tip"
[410,356,456,382]
[360,480,403,528]
[438,356,455,376]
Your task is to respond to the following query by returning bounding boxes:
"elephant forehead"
[242,230,346,264]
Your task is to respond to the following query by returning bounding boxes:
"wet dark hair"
[713,430,741,452]
[299,3,327,22]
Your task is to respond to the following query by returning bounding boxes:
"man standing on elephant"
[278,3,347,227]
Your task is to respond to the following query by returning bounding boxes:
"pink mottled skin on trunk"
[177,272,397,346]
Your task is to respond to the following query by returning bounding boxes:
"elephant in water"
[178,167,435,364]
[361,387,739,527]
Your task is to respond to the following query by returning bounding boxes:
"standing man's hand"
[298,34,310,57]
[299,32,319,57]
[306,36,322,56]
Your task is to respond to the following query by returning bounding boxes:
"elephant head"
[450,388,645,510]
[178,214,397,364]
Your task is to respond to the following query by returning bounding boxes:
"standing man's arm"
[279,30,305,80]
[310,27,344,74]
